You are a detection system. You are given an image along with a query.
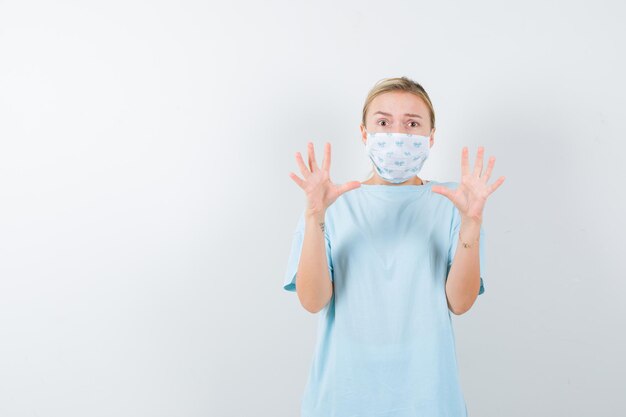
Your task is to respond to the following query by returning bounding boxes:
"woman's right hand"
[289,142,361,219]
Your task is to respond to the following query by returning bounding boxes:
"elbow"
[450,298,478,315]
[447,298,473,316]
[295,274,333,314]
[301,295,331,314]
[304,304,322,314]
[446,282,479,315]
[450,306,470,316]
[296,291,330,314]
[297,293,318,313]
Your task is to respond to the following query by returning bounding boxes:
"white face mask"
[364,130,431,184]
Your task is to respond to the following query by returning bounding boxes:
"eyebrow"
[373,111,422,119]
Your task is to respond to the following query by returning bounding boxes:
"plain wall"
[1,0,625,416]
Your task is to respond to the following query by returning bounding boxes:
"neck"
[362,175,425,186]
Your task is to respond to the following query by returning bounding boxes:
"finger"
[288,172,305,189]
[295,151,310,178]
[482,156,496,183]
[308,142,320,172]
[338,181,362,195]
[461,147,470,177]
[487,176,506,195]
[321,142,331,172]
[431,185,453,199]
[473,146,484,177]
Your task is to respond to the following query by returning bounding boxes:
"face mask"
[364,130,431,183]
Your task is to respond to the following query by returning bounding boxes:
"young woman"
[283,77,505,417]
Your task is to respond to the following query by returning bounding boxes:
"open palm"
[431,146,505,223]
[289,142,361,215]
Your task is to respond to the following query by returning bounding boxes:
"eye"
[377,119,389,127]
[409,121,420,128]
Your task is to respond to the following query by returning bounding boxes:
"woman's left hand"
[431,146,505,223]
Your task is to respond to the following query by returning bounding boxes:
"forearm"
[445,217,482,315]
[295,211,333,313]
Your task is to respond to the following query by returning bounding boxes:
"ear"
[429,127,436,148]
[360,124,367,145]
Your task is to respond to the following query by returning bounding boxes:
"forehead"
[369,91,429,117]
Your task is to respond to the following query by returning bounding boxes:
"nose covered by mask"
[364,130,431,183]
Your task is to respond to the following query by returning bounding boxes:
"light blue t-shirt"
[282,180,485,417]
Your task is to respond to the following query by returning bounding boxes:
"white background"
[1,0,625,416]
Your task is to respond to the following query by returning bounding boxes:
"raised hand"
[431,146,505,223]
[289,142,362,217]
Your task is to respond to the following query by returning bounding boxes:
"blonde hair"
[361,76,435,130]
[361,76,436,180]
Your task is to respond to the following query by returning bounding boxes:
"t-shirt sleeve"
[282,211,334,292]
[447,204,486,296]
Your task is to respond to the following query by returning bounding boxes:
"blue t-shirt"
[282,180,485,417]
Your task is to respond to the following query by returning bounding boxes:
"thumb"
[431,185,453,199]
[338,181,362,195]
